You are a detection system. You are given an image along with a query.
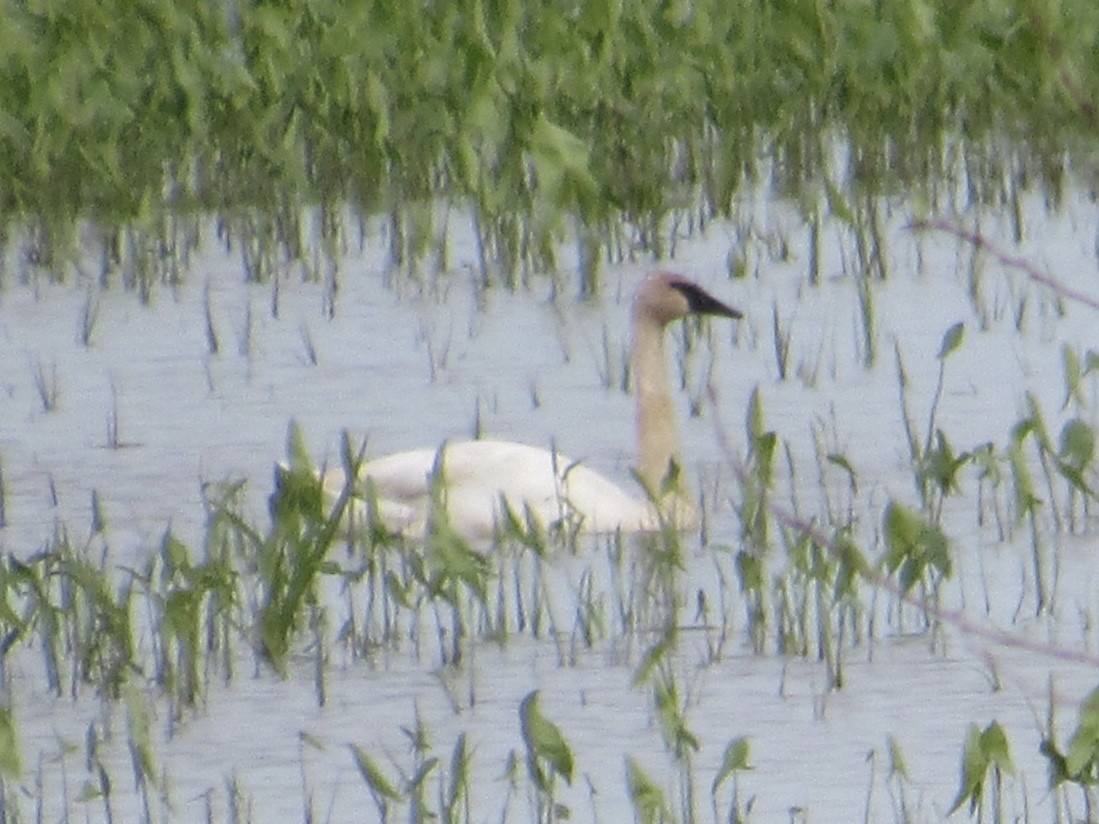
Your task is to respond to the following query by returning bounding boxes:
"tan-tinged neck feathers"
[632,308,682,497]
[629,271,742,527]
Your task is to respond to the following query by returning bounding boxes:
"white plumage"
[346,441,657,539]
[299,271,741,541]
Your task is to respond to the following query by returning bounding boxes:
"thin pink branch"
[708,383,1099,670]
[910,217,1099,314]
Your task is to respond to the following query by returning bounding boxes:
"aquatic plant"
[950,721,1014,821]
[3,0,1099,294]
[519,689,574,823]
[5,4,1099,816]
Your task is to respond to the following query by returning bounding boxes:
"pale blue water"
[2,186,1099,821]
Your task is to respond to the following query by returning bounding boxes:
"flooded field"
[2,174,1099,821]
[5,1,1099,820]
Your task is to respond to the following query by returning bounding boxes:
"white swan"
[301,271,740,541]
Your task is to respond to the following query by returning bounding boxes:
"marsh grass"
[949,721,1015,821]
[7,6,1099,810]
[895,323,971,525]
[78,286,99,347]
[299,323,318,366]
[3,316,1099,822]
[519,689,575,822]
[31,359,59,413]
[146,526,238,711]
[770,302,793,381]
[105,379,121,450]
[202,284,220,356]
[3,0,1096,300]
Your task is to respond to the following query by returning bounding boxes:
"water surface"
[2,189,1098,820]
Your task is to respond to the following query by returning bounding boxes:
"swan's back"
[354,440,659,540]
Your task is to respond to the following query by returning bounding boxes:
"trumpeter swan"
[304,271,740,540]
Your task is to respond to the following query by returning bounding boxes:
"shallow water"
[3,187,1099,821]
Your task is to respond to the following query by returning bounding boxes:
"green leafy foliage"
[712,736,752,794]
[519,690,575,792]
[881,501,952,594]
[652,672,699,759]
[2,0,1096,282]
[257,424,363,670]
[936,321,965,361]
[153,526,235,706]
[950,721,1014,815]
[921,429,972,501]
[351,744,403,818]
[1043,685,1099,789]
[625,756,671,824]
[1057,418,1096,494]
[0,707,20,778]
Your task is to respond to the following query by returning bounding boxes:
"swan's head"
[634,270,742,326]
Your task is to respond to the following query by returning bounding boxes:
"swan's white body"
[341,441,658,540]
[306,272,740,541]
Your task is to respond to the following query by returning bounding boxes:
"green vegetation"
[3,0,1099,288]
[951,721,1014,819]
[5,0,1099,820]
[0,338,1097,820]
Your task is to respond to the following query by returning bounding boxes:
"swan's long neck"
[631,311,683,498]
